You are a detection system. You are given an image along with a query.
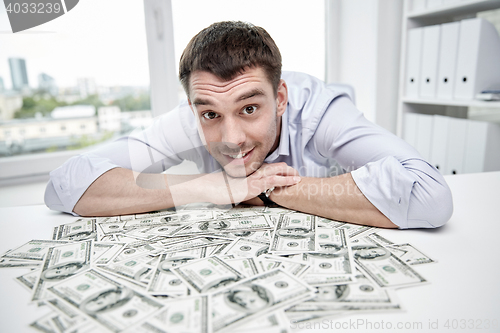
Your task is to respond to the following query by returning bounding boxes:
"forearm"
[73,168,204,217]
[270,173,397,228]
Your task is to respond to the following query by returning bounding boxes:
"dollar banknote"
[351,236,427,288]
[270,213,316,254]
[222,238,270,258]
[210,269,314,332]
[131,296,209,333]
[53,219,97,241]
[47,269,164,333]
[32,240,93,301]
[172,215,273,236]
[1,239,68,261]
[172,256,244,294]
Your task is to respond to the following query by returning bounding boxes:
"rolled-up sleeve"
[316,96,453,229]
[44,102,199,214]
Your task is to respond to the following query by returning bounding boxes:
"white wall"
[326,0,402,133]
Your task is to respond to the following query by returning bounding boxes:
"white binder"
[430,115,449,173]
[411,0,427,12]
[436,22,460,99]
[453,18,500,100]
[463,120,488,174]
[445,117,467,175]
[463,120,500,173]
[419,25,441,98]
[426,0,442,9]
[405,28,423,98]
[403,113,418,148]
[415,114,434,161]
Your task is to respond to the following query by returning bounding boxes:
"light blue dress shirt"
[45,72,453,229]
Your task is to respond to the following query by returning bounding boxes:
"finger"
[261,174,301,189]
[253,163,299,178]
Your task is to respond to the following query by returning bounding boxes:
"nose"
[221,116,246,148]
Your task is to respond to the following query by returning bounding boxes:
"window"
[0,0,150,158]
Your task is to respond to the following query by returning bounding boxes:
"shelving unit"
[396,0,500,136]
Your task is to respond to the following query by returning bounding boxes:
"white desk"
[1,172,499,333]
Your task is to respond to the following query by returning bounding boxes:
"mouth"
[221,147,254,163]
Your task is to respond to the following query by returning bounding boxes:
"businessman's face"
[189,66,287,177]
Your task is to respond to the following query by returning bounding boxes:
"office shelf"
[407,0,500,20]
[402,97,500,108]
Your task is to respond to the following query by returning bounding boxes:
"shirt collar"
[265,107,290,162]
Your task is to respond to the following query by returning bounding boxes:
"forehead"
[189,67,272,100]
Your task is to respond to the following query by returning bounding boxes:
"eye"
[242,106,257,115]
[202,111,219,120]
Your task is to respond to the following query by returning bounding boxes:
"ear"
[276,79,288,117]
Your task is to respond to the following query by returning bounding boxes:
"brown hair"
[179,21,282,98]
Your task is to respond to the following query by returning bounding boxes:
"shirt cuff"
[49,154,118,214]
[350,156,416,229]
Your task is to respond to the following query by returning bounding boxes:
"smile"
[228,151,249,159]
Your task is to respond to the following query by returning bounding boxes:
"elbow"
[408,181,453,229]
[427,183,453,228]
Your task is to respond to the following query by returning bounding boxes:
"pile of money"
[1,203,435,333]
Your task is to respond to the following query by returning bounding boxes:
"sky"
[0,0,324,90]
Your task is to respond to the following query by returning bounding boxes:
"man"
[45,21,453,229]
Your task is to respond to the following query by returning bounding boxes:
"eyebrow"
[192,88,266,106]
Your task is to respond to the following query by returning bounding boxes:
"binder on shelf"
[463,120,500,173]
[426,0,443,9]
[430,115,449,173]
[403,113,418,148]
[411,0,427,12]
[453,18,500,100]
[444,117,467,175]
[436,22,460,99]
[404,28,423,98]
[415,114,433,161]
[419,25,441,98]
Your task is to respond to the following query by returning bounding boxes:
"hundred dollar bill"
[53,219,97,241]
[93,243,126,265]
[367,232,395,246]
[270,213,316,254]
[16,269,41,291]
[172,256,244,294]
[147,251,206,296]
[351,237,427,288]
[386,243,436,265]
[233,310,290,333]
[160,236,231,254]
[222,238,270,258]
[287,268,400,314]
[210,269,314,332]
[30,312,59,333]
[97,254,155,288]
[226,257,260,277]
[0,258,41,268]
[47,269,164,333]
[1,239,68,261]
[172,215,273,236]
[336,223,376,239]
[216,230,272,243]
[315,227,352,255]
[51,312,88,333]
[316,217,346,229]
[130,296,209,333]
[32,240,93,301]
[112,241,163,263]
[258,256,310,277]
